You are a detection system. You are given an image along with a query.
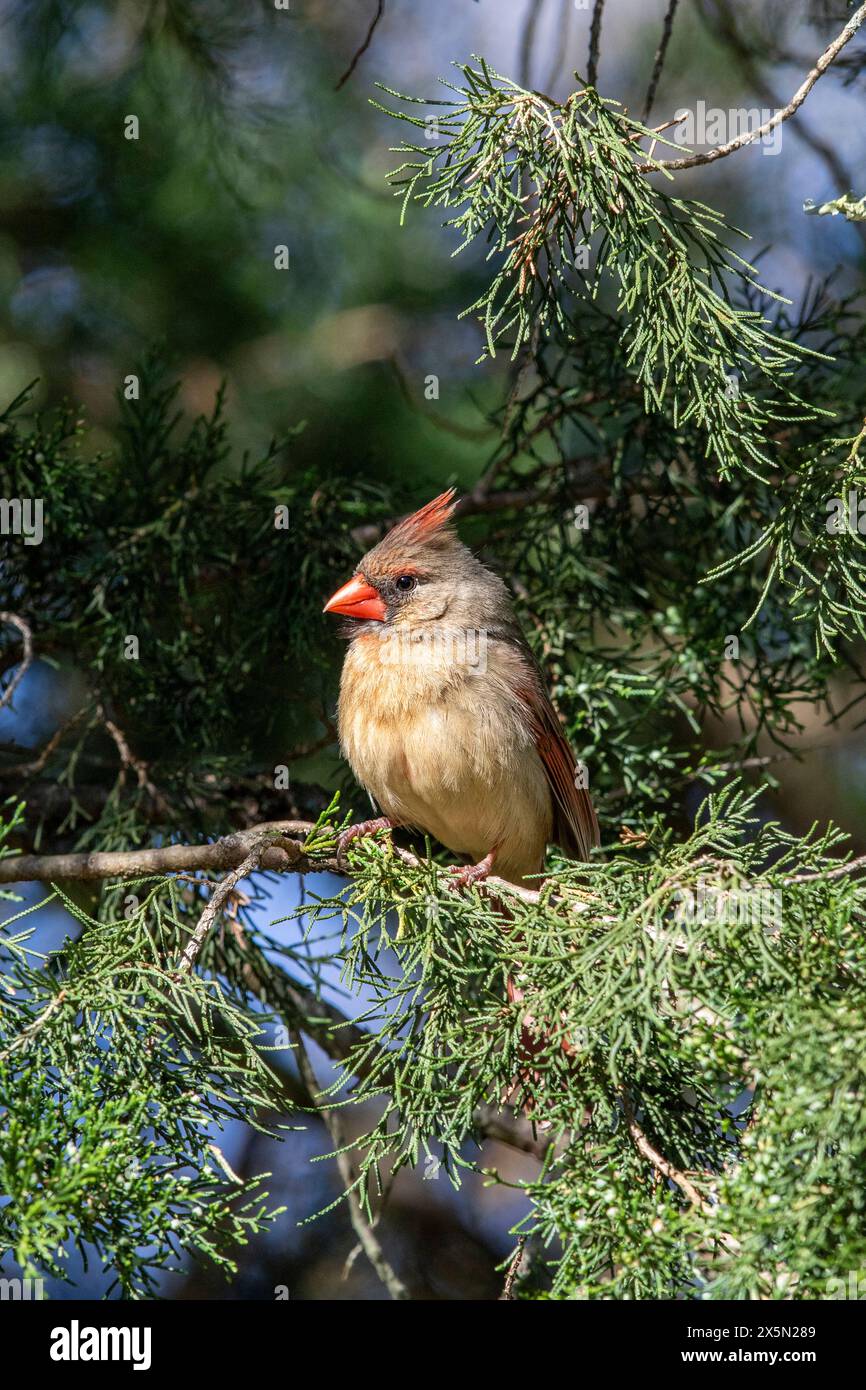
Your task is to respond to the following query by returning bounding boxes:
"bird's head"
[323,489,507,632]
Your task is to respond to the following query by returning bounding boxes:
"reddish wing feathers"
[518,672,599,862]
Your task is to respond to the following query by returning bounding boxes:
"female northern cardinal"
[323,489,598,887]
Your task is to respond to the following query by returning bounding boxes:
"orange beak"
[323,573,387,622]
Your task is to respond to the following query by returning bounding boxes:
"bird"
[323,488,598,888]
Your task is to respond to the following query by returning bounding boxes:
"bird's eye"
[395,574,417,592]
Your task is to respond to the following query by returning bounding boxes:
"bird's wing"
[516,661,599,862]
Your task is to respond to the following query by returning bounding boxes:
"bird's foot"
[446,851,496,893]
[336,816,393,868]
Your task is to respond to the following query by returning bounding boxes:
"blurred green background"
[2,0,865,1297]
[3,0,864,837]
[2,1,862,489]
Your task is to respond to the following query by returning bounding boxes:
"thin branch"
[0,770,327,834]
[638,2,866,172]
[342,1167,401,1281]
[474,380,611,501]
[0,613,33,714]
[500,1236,528,1299]
[176,839,268,975]
[694,0,866,248]
[587,0,606,89]
[0,820,549,905]
[285,729,334,760]
[387,355,496,442]
[787,853,866,884]
[0,988,67,1064]
[4,818,866,899]
[0,820,314,885]
[642,0,680,122]
[621,1091,711,1212]
[97,704,170,816]
[472,1102,555,1161]
[291,1028,411,1299]
[335,0,385,91]
[1,708,87,777]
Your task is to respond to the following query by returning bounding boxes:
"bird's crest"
[361,488,462,577]
[387,488,458,547]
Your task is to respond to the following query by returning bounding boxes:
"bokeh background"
[2,0,865,1297]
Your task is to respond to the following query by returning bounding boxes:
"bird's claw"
[446,853,495,893]
[336,817,393,868]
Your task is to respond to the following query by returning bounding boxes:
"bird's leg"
[336,816,394,867]
[447,849,496,892]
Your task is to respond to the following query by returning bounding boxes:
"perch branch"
[638,3,866,172]
[0,613,33,713]
[621,1091,711,1212]
[642,0,680,122]
[176,840,268,975]
[587,0,605,89]
[335,0,385,91]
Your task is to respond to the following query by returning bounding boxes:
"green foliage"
[285,785,866,1299]
[5,786,864,1298]
[378,61,866,662]
[0,816,290,1296]
[3,13,866,1302]
[0,360,379,848]
[805,191,866,221]
[377,61,826,480]
[707,421,866,652]
[3,258,866,1300]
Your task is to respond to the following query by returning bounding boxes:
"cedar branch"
[638,3,866,172]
